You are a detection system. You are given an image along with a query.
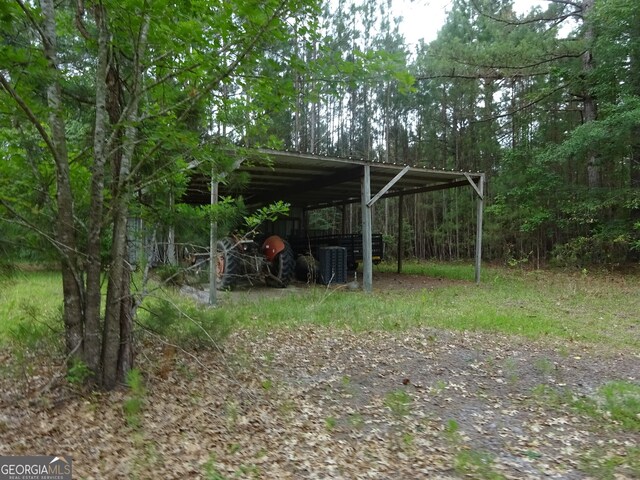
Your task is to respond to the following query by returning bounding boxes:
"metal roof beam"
[464,173,483,199]
[300,178,471,210]
[367,165,410,207]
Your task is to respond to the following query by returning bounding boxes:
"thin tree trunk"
[385,82,390,163]
[294,71,302,150]
[432,195,438,259]
[117,260,134,380]
[455,190,459,260]
[511,79,517,149]
[167,191,177,265]
[441,86,448,167]
[84,3,110,376]
[103,203,128,388]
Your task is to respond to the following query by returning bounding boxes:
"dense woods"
[1,0,639,386]
[271,0,640,268]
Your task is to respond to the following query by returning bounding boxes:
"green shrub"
[551,235,631,268]
[384,389,413,417]
[66,358,93,385]
[154,265,186,286]
[139,294,234,348]
[123,369,146,429]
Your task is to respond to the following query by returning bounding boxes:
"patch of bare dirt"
[1,326,639,479]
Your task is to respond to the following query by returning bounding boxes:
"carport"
[186,148,485,298]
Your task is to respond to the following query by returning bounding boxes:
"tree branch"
[14,0,48,48]
[439,51,585,76]
[0,73,58,160]
[125,0,292,183]
[468,0,582,26]
[414,71,550,81]
[75,0,92,40]
[471,82,570,123]
[0,200,67,258]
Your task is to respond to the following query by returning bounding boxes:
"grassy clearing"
[219,265,640,350]
[0,269,62,341]
[375,260,477,281]
[1,263,639,353]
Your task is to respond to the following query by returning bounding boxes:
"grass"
[375,259,476,281]
[599,381,640,430]
[532,380,640,432]
[1,262,639,353]
[1,262,638,477]
[216,264,640,350]
[0,269,62,341]
[572,381,640,432]
[138,288,235,348]
[579,447,640,480]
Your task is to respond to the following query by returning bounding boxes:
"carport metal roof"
[186,148,484,211]
[186,148,485,297]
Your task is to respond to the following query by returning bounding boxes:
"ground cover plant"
[0,262,639,478]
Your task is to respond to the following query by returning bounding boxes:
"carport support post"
[397,194,404,274]
[474,174,484,284]
[209,178,219,305]
[361,165,373,293]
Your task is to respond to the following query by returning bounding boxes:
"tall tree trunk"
[103,195,129,388]
[510,79,517,149]
[581,0,601,188]
[117,244,134,380]
[294,71,301,150]
[40,0,84,360]
[630,8,640,191]
[102,11,150,389]
[440,85,448,167]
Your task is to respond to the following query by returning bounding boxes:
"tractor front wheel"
[266,241,295,288]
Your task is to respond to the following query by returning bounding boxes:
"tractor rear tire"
[266,241,295,288]
[216,238,240,290]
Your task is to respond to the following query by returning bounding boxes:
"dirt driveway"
[2,322,638,479]
[218,327,639,479]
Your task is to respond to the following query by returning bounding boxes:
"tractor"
[215,235,295,289]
